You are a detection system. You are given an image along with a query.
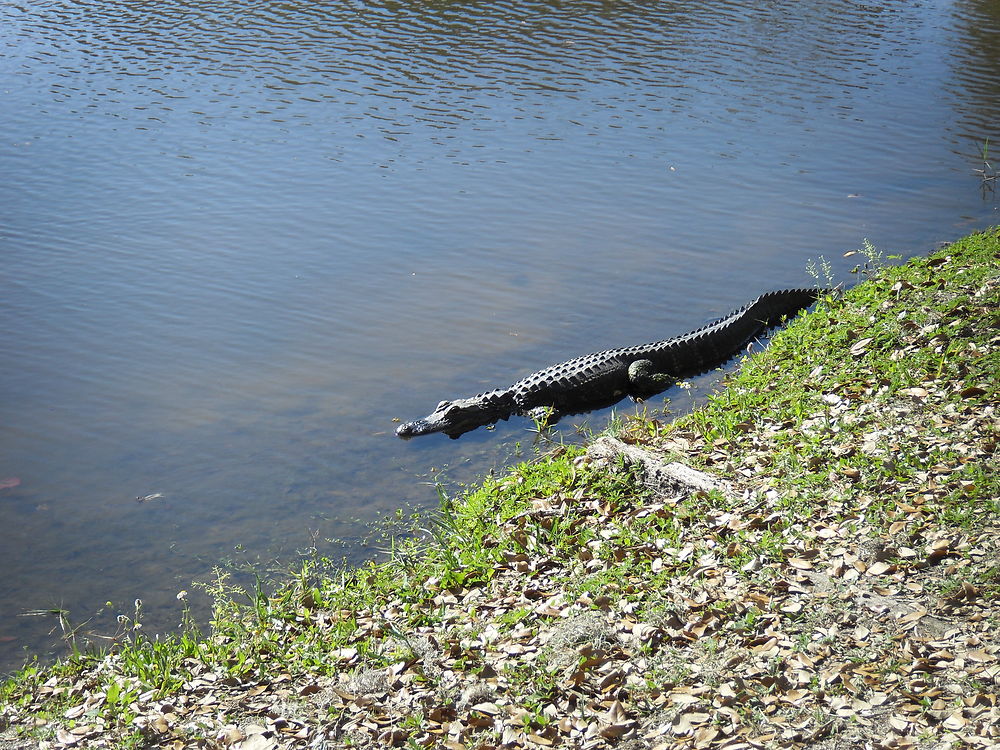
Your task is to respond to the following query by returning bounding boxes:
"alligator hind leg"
[627,359,675,399]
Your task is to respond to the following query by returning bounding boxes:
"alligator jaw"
[396,391,515,440]
[395,399,468,439]
[395,418,437,439]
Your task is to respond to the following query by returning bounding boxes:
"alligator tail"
[754,287,824,326]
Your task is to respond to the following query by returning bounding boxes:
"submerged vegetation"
[975,137,998,189]
[2,229,998,749]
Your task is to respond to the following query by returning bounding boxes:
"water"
[1,0,997,673]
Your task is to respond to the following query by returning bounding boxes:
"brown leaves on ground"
[585,439,999,750]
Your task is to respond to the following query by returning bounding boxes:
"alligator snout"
[396,419,431,439]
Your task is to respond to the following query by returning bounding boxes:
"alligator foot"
[524,405,563,429]
[627,359,675,398]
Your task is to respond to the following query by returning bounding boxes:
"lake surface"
[1,0,997,673]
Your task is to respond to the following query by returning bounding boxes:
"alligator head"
[396,389,514,440]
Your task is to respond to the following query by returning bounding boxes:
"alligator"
[396,288,821,440]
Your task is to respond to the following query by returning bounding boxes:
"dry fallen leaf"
[850,337,874,356]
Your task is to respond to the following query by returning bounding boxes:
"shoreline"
[3,228,998,750]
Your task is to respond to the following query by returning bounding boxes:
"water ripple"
[2,0,952,142]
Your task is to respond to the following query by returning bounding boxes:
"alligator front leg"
[523,405,563,429]
[627,359,675,399]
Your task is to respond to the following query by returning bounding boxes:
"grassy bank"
[2,229,998,750]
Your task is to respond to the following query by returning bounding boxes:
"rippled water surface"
[1,0,998,671]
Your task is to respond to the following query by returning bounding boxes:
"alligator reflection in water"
[397,289,821,440]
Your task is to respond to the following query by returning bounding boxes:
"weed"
[975,136,997,187]
[845,238,900,277]
[805,255,835,288]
